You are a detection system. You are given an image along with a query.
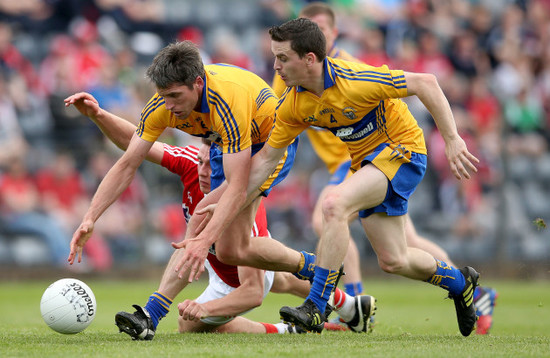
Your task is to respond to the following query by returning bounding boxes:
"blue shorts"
[328,160,351,185]
[209,138,299,196]
[357,144,427,218]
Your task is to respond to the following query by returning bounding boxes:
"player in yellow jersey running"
[272,2,366,302]
[233,18,480,336]
[272,2,497,334]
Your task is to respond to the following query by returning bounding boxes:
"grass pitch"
[1,276,549,357]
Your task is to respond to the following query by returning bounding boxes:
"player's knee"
[321,191,348,223]
[378,253,407,274]
[215,246,243,266]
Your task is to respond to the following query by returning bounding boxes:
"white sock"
[274,322,290,334]
[334,292,356,322]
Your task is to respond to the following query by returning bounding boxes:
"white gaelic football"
[40,278,97,334]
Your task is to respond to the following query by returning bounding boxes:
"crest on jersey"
[342,107,357,120]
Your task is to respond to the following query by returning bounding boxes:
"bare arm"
[244,143,287,205]
[178,265,265,321]
[404,72,479,179]
[64,92,165,164]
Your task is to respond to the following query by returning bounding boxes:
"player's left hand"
[178,299,210,322]
[445,136,479,180]
[172,236,209,282]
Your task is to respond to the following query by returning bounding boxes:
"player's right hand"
[178,299,209,322]
[68,220,94,264]
[172,237,209,282]
[64,92,101,119]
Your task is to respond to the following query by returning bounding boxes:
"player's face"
[197,144,212,194]
[272,40,309,87]
[157,77,203,120]
[306,13,337,51]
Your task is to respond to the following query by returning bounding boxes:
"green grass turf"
[1,277,549,357]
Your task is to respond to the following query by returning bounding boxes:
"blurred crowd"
[0,0,549,272]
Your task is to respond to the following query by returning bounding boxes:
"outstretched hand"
[445,137,479,180]
[64,92,101,118]
[171,236,210,282]
[68,220,95,264]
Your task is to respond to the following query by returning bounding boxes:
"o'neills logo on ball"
[70,282,95,315]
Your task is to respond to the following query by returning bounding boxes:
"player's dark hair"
[145,40,205,89]
[299,2,336,28]
[269,18,326,61]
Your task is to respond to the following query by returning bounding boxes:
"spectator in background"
[0,154,70,266]
[210,27,253,70]
[413,30,454,83]
[0,72,27,170]
[504,85,546,158]
[34,150,113,271]
[0,22,42,92]
[357,26,390,68]
[87,56,134,120]
[177,26,212,65]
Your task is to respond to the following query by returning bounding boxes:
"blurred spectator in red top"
[465,75,502,137]
[33,150,113,271]
[357,26,390,68]
[35,151,88,229]
[413,30,454,81]
[210,27,252,70]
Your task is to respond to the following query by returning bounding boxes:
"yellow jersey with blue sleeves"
[269,57,426,177]
[137,64,277,154]
[272,47,359,175]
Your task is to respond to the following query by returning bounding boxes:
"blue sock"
[306,266,340,313]
[144,292,172,328]
[344,282,364,296]
[473,286,481,300]
[426,260,466,296]
[293,251,316,282]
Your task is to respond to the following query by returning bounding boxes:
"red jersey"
[160,144,269,288]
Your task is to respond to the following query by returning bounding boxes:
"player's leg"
[362,214,436,279]
[178,318,219,333]
[115,251,193,340]
[270,272,310,298]
[312,185,364,296]
[214,197,309,274]
[280,164,386,332]
[211,317,299,334]
[404,213,453,264]
[341,239,363,295]
[405,213,498,334]
[362,203,478,335]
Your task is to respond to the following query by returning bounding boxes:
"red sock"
[260,322,279,334]
[333,287,345,309]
